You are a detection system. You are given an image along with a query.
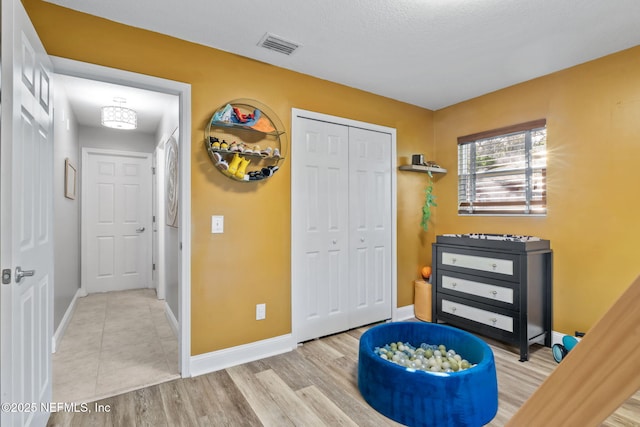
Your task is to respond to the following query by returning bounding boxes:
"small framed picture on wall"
[64,158,77,200]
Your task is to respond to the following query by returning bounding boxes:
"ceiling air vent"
[258,33,300,56]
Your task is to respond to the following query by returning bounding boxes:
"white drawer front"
[442,275,514,304]
[441,252,513,276]
[441,299,514,333]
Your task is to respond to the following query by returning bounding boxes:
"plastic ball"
[421,266,432,279]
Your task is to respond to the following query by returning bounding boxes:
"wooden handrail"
[507,274,640,426]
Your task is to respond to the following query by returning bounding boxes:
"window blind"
[457,120,547,215]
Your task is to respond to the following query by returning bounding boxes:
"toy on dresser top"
[436,233,550,252]
[443,233,542,242]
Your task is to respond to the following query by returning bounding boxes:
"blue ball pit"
[358,322,498,427]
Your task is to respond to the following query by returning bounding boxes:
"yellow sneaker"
[235,157,250,180]
[228,153,242,174]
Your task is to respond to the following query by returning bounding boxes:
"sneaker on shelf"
[248,170,265,181]
[213,152,228,170]
[228,153,242,175]
[262,165,279,177]
[212,104,233,123]
[235,157,250,180]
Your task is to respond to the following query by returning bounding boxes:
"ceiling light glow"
[101,97,137,130]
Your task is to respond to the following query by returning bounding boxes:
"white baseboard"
[189,334,295,378]
[164,302,179,338]
[394,304,415,321]
[52,288,86,353]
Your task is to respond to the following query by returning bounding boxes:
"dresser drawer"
[441,298,514,333]
[441,251,513,276]
[441,274,514,304]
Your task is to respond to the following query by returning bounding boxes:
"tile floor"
[52,288,180,403]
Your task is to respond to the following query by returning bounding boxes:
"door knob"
[136,227,146,233]
[15,266,35,283]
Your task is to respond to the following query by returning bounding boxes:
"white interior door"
[348,127,392,328]
[292,114,394,343]
[82,149,152,294]
[292,118,350,342]
[0,1,54,426]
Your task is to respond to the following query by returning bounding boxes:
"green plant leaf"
[421,174,437,231]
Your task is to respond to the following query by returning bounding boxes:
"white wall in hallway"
[79,126,156,154]
[154,97,180,321]
[53,83,81,331]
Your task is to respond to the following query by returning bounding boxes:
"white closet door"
[292,118,350,342]
[348,127,392,328]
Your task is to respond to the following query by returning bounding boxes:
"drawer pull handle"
[451,258,457,264]
[451,282,457,288]
[451,307,457,313]
[490,318,497,324]
[490,290,498,296]
[491,263,497,270]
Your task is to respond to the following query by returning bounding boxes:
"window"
[457,119,547,215]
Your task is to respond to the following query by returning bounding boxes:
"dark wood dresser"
[431,234,552,361]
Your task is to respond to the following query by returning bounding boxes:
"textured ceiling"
[46,0,640,110]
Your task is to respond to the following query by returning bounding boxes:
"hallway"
[53,289,179,403]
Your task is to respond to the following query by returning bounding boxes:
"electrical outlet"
[211,215,224,233]
[256,303,266,320]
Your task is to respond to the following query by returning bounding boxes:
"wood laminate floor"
[48,323,639,427]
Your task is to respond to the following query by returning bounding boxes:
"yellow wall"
[25,0,637,351]
[433,46,640,335]
[23,1,435,355]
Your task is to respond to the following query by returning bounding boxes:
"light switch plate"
[256,303,266,320]
[211,215,224,233]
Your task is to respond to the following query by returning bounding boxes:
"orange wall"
[433,46,640,335]
[23,1,435,355]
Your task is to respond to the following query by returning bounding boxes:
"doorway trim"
[51,56,192,377]
[290,108,398,344]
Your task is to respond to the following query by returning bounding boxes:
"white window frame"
[457,119,547,216]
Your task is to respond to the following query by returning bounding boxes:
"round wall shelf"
[205,98,287,182]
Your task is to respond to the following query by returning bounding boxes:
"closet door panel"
[292,118,350,342]
[348,127,393,328]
